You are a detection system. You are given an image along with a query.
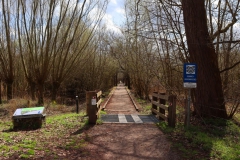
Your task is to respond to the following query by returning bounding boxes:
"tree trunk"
[51,81,60,101]
[0,80,2,104]
[30,81,36,101]
[222,26,233,97]
[182,0,227,118]
[6,80,13,101]
[37,84,44,106]
[125,73,131,89]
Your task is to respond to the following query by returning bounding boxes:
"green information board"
[12,107,45,119]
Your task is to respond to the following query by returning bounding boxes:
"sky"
[103,0,125,33]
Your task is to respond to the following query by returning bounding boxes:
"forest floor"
[0,106,180,159]
[0,84,180,160]
[0,85,239,159]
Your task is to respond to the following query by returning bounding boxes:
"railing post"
[168,95,176,127]
[152,92,158,115]
[86,91,98,124]
[159,93,166,120]
[76,96,79,114]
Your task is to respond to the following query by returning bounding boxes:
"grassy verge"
[135,96,240,159]
[133,98,152,115]
[157,119,240,160]
[234,113,240,124]
[0,112,90,159]
[96,110,107,125]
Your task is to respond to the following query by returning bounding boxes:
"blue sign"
[183,63,197,88]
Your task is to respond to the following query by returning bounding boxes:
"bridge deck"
[102,84,159,124]
[104,84,138,114]
[101,114,159,123]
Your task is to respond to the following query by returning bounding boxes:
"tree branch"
[220,60,240,73]
[212,18,237,40]
[213,40,240,45]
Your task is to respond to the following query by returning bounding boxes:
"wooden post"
[184,98,188,127]
[86,91,98,124]
[152,92,158,115]
[76,96,79,114]
[159,93,166,120]
[168,95,176,127]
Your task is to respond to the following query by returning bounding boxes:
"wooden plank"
[97,99,102,108]
[158,113,168,121]
[168,95,176,127]
[152,93,168,100]
[151,107,158,115]
[96,91,102,98]
[151,108,168,121]
[151,100,169,110]
[152,92,158,115]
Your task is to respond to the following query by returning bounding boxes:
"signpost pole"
[183,63,197,129]
[187,89,191,128]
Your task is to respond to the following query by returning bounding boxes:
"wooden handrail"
[151,93,176,127]
[152,93,169,100]
[86,90,102,124]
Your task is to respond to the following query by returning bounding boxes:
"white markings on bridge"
[131,114,143,123]
[118,114,128,123]
[101,114,160,123]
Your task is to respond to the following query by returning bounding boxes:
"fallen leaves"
[0,113,89,159]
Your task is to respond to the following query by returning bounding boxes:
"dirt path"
[104,84,139,115]
[82,124,179,160]
[80,84,179,159]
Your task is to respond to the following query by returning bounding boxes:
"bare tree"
[0,0,17,100]
[16,0,108,104]
[182,0,228,118]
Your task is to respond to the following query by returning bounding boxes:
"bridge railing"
[151,92,176,127]
[86,90,102,124]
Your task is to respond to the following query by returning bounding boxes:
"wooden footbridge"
[101,84,159,123]
[86,83,176,126]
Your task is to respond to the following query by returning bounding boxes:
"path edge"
[126,87,139,111]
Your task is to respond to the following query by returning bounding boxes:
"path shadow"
[81,123,179,160]
[71,123,95,135]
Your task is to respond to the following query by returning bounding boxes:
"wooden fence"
[86,90,102,124]
[151,92,176,127]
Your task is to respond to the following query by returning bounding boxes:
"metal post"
[187,89,191,128]
[76,96,79,114]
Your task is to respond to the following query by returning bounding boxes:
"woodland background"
[0,0,239,119]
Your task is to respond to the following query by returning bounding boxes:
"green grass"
[234,113,240,123]
[96,110,107,125]
[157,119,240,160]
[141,105,152,114]
[0,112,89,159]
[100,110,107,115]
[136,98,147,104]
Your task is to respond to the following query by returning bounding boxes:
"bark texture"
[182,0,227,118]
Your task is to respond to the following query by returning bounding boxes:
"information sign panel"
[13,107,45,117]
[91,96,96,105]
[183,63,197,88]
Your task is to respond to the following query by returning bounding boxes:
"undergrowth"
[0,111,90,159]
[157,118,240,160]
